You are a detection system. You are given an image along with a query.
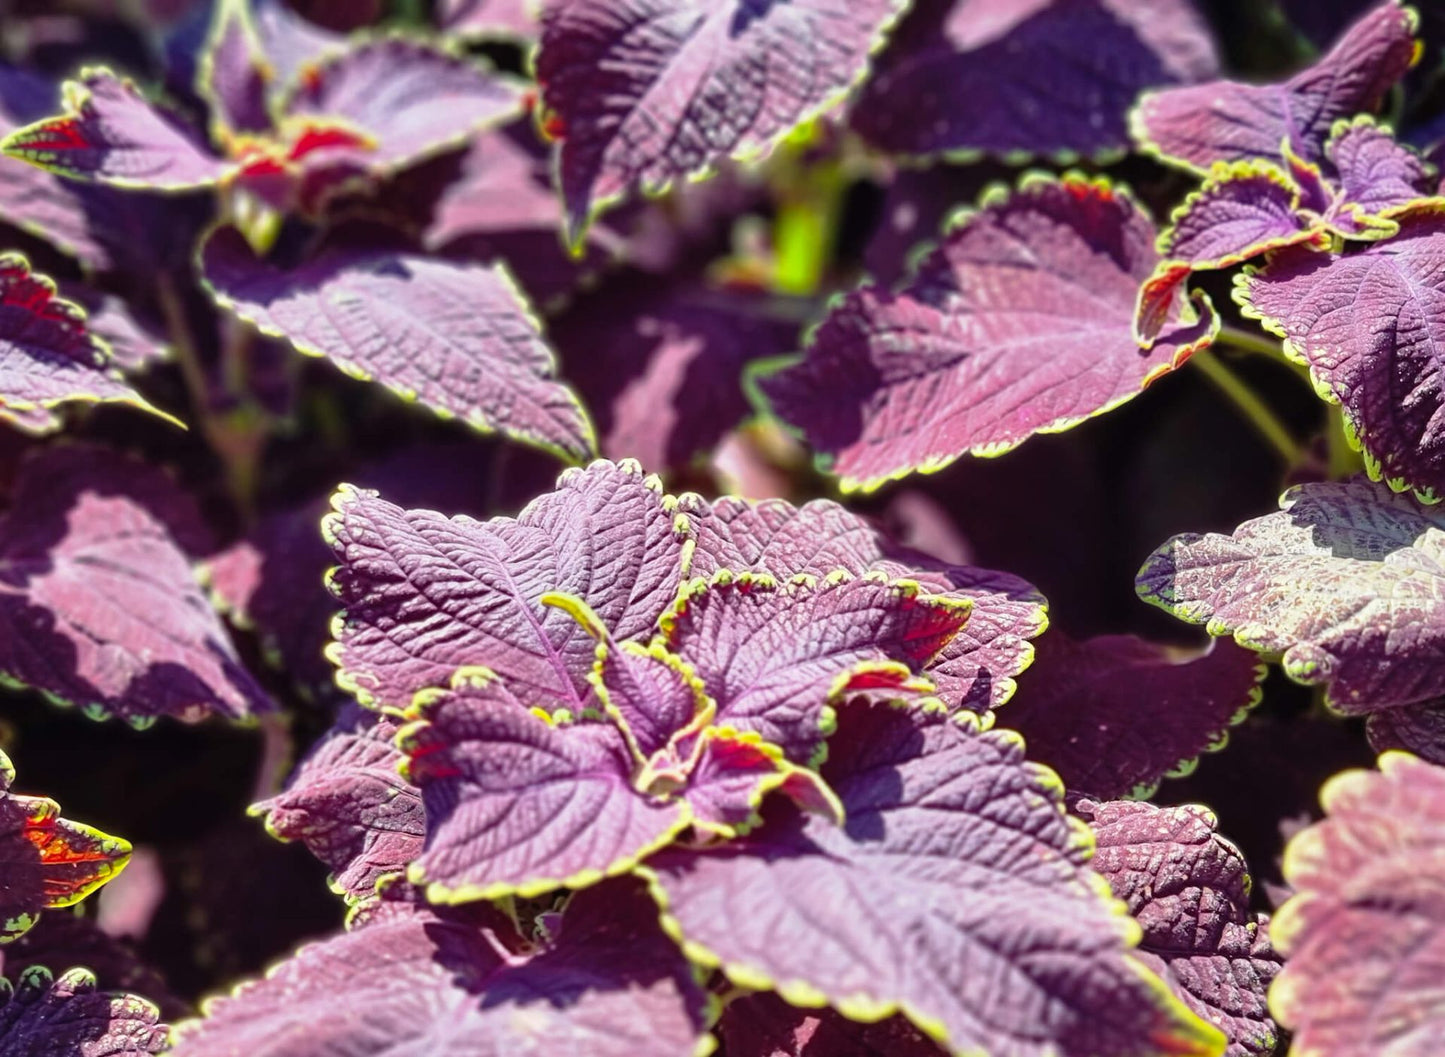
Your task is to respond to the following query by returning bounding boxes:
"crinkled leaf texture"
[1137,477,1445,717]
[0,966,167,1056]
[168,877,708,1057]
[760,173,1219,492]
[1326,115,1441,219]
[1237,210,1445,500]
[1080,800,1282,1057]
[0,68,231,189]
[3,912,182,1019]
[643,702,1225,1057]
[0,446,273,723]
[200,225,594,462]
[535,0,907,242]
[852,0,1219,158]
[1001,633,1265,800]
[1132,1,1418,171]
[1270,752,1445,1055]
[719,991,944,1057]
[0,748,131,944]
[0,256,167,433]
[252,704,423,904]
[1366,695,1445,764]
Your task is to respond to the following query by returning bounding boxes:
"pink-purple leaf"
[0,966,167,1057]
[0,256,170,433]
[595,643,705,760]
[325,460,688,711]
[1000,633,1265,800]
[642,702,1224,1057]
[1325,115,1440,220]
[199,225,594,461]
[198,0,273,141]
[852,0,1219,159]
[1158,163,1319,269]
[659,572,968,762]
[439,0,537,40]
[0,68,232,190]
[0,447,273,724]
[251,704,423,904]
[1270,752,1445,1056]
[719,992,945,1057]
[1237,211,1445,499]
[1079,800,1282,1057]
[169,877,708,1057]
[535,0,907,243]
[1137,478,1445,715]
[1131,1,1419,172]
[760,173,1219,492]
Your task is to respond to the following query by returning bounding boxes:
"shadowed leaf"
[0,966,167,1056]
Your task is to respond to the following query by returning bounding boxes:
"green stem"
[1325,404,1365,478]
[1216,323,1286,360]
[1191,349,1301,466]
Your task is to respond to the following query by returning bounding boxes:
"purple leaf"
[197,0,273,141]
[1157,162,1321,269]
[719,991,945,1057]
[681,731,827,836]
[326,461,688,711]
[1079,800,1282,1057]
[0,748,132,944]
[535,0,907,243]
[1270,752,1445,1055]
[660,572,968,762]
[1000,633,1265,800]
[760,173,1219,492]
[169,877,708,1057]
[439,0,538,39]
[685,493,1048,714]
[1132,1,1418,171]
[0,966,167,1056]
[595,642,706,760]
[643,702,1225,1056]
[0,256,172,433]
[251,704,423,904]
[1325,115,1440,220]
[1365,696,1445,764]
[0,446,273,724]
[199,225,594,461]
[72,294,167,373]
[280,38,523,178]
[853,0,1219,158]
[1237,211,1445,499]
[253,0,345,92]
[397,671,688,902]
[1137,477,1445,715]
[0,68,232,190]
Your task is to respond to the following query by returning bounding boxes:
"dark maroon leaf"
[1237,211,1445,500]
[200,225,595,461]
[1000,633,1265,800]
[438,0,537,39]
[1132,1,1418,171]
[1080,800,1282,1057]
[1366,696,1445,764]
[761,173,1219,491]
[0,68,231,189]
[643,702,1224,1056]
[1269,752,1445,1055]
[535,0,907,242]
[0,966,167,1056]
[169,877,707,1056]
[719,991,945,1057]
[853,0,1219,158]
[1137,477,1445,716]
[252,704,423,905]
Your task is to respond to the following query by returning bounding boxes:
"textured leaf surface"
[169,878,707,1057]
[1270,752,1445,1056]
[282,38,523,176]
[326,461,686,710]
[1000,634,1264,800]
[1326,117,1439,218]
[684,493,1048,713]
[3,912,182,1019]
[853,0,1219,158]
[644,702,1224,1057]
[1,69,230,189]
[1137,478,1445,715]
[200,225,593,460]
[1238,212,1445,499]
[252,704,423,903]
[1080,800,1282,1057]
[661,573,967,761]
[0,966,166,1056]
[0,750,131,944]
[198,0,272,139]
[1132,1,1417,171]
[535,0,906,241]
[0,256,165,433]
[1159,164,1316,268]
[761,174,1219,491]
[1366,696,1445,764]
[0,447,272,723]
[398,674,687,901]
[718,991,944,1057]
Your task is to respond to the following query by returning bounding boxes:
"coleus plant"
[0,0,1435,1053]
